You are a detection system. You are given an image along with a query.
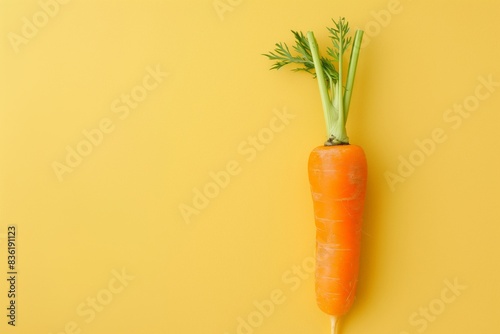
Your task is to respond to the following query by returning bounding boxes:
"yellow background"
[1,0,499,333]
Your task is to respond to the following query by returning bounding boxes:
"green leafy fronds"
[263,31,338,80]
[263,31,314,74]
[326,17,352,62]
[264,18,364,145]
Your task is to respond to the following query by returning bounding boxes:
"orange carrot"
[308,144,367,318]
[264,17,366,333]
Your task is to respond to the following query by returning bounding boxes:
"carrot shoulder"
[308,144,367,316]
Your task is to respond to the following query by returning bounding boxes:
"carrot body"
[308,144,367,316]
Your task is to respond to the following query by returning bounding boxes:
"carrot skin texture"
[308,144,367,316]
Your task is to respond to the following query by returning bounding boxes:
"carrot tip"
[330,316,339,334]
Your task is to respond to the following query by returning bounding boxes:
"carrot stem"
[343,30,364,120]
[306,31,335,139]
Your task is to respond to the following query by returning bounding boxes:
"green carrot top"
[263,17,364,145]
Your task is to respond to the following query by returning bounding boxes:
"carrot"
[264,18,366,333]
[309,144,367,318]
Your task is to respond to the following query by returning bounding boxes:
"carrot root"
[308,144,367,318]
[330,316,339,334]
